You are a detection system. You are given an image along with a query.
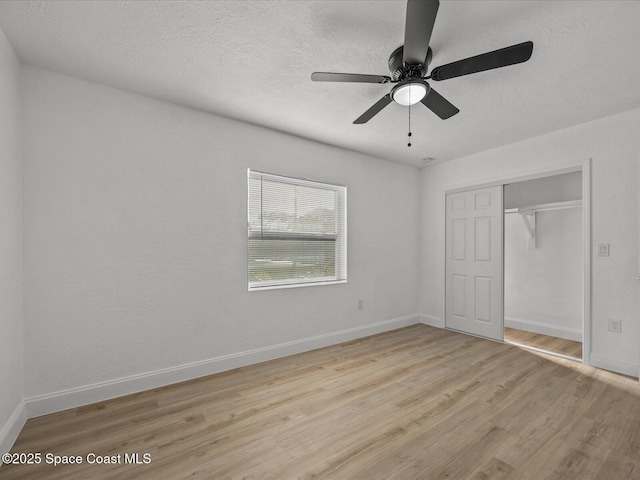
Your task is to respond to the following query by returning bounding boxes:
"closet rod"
[504,199,582,215]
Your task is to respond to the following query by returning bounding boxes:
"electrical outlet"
[608,319,621,333]
[357,299,363,310]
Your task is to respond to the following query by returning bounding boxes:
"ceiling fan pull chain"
[407,105,412,147]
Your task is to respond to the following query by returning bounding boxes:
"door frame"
[444,159,592,365]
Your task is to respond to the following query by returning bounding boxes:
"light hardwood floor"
[3,324,640,479]
[504,327,583,359]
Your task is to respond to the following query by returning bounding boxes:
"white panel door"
[446,186,504,340]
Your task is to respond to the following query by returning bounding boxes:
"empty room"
[2,1,640,478]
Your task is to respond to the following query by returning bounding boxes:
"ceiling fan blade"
[403,0,439,65]
[420,87,459,119]
[430,41,533,81]
[353,94,393,124]
[311,72,391,84]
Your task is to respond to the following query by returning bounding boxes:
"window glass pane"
[248,239,336,284]
[261,180,296,233]
[260,180,336,235]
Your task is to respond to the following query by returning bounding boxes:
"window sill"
[248,279,347,292]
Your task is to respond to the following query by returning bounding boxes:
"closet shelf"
[504,199,582,215]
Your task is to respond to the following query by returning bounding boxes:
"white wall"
[22,66,420,413]
[420,107,640,376]
[0,27,25,453]
[504,207,582,341]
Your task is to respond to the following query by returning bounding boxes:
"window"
[248,170,346,290]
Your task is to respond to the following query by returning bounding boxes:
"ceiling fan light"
[392,82,428,106]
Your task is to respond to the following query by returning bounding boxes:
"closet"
[503,172,583,359]
[445,170,584,360]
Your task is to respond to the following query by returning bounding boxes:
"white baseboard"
[25,314,420,418]
[504,316,582,342]
[0,401,27,458]
[419,313,444,328]
[589,353,639,378]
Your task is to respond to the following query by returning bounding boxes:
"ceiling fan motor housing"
[388,45,432,81]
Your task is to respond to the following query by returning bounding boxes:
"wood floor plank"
[593,449,640,479]
[468,457,525,480]
[3,324,640,479]
[504,327,582,359]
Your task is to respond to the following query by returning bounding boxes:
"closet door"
[445,186,504,341]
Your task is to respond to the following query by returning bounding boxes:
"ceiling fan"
[311,0,533,124]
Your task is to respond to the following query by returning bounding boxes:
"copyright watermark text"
[2,452,151,466]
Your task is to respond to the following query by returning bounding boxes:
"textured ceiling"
[2,1,640,167]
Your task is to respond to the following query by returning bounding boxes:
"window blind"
[248,170,347,290]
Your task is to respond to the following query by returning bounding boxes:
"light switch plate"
[598,244,610,257]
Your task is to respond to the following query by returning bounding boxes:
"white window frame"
[247,169,347,291]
